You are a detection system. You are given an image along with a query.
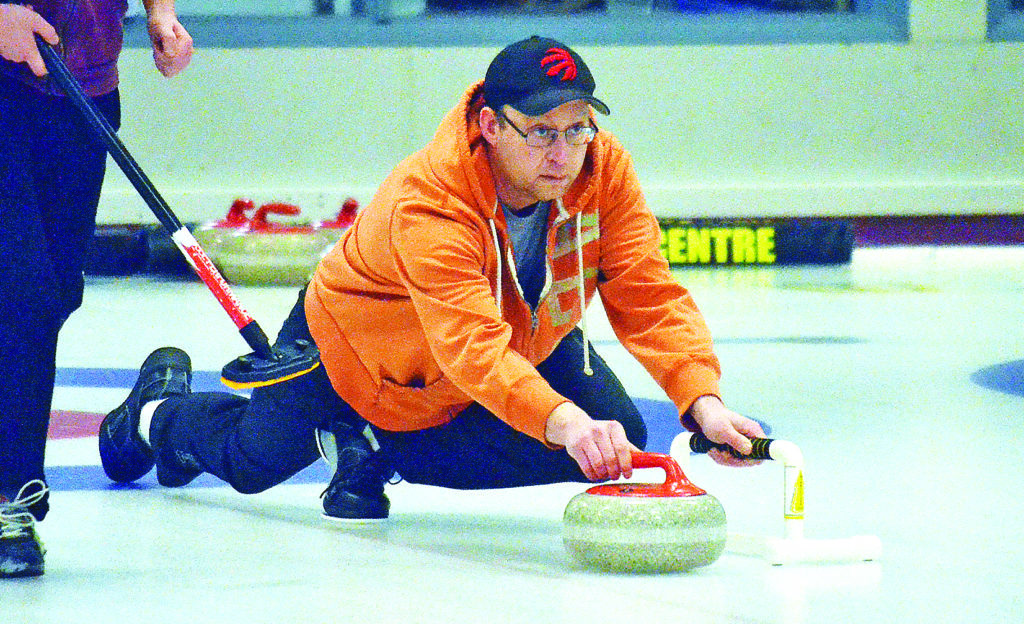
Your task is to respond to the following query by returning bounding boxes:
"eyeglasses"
[498,111,598,149]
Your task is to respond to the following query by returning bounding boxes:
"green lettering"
[733,228,756,263]
[667,228,687,263]
[710,229,732,263]
[757,227,776,263]
[687,228,712,264]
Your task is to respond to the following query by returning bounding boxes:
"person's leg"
[147,289,366,494]
[150,375,331,494]
[0,83,117,507]
[536,329,647,447]
[98,287,388,520]
[32,88,120,325]
[373,327,646,489]
[0,79,117,577]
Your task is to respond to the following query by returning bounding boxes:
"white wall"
[99,0,1024,223]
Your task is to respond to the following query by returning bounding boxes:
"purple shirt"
[1,0,128,96]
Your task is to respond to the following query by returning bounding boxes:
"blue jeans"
[0,76,120,518]
[153,290,647,492]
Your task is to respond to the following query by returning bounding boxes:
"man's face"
[481,100,593,210]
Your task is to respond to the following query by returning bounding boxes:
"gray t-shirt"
[501,201,550,309]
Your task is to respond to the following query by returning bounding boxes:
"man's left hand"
[147,10,192,77]
[687,395,766,467]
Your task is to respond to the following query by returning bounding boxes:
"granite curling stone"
[563,452,726,573]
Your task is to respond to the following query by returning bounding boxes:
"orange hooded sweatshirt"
[305,82,721,444]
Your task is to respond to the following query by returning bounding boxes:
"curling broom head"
[221,339,321,389]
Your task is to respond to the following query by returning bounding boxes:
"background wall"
[98,0,1023,223]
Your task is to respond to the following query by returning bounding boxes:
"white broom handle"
[676,432,806,538]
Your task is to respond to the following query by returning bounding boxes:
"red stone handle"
[583,452,708,497]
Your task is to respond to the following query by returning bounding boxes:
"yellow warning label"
[785,471,805,520]
[659,225,776,265]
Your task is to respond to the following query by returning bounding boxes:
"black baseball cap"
[483,36,610,117]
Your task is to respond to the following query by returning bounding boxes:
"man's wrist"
[684,394,722,429]
[543,400,574,446]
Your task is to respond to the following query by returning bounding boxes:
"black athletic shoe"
[99,347,192,483]
[0,481,48,579]
[319,425,393,521]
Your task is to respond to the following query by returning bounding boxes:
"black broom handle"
[689,432,775,460]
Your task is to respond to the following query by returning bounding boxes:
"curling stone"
[194,199,358,287]
[563,452,726,573]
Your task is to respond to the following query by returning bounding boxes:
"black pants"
[0,76,120,518]
[153,290,647,493]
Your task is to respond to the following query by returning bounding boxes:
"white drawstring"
[575,211,593,376]
[491,204,592,377]
[489,218,503,313]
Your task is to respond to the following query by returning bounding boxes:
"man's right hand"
[545,402,639,481]
[0,4,58,77]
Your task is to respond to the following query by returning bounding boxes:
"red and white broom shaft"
[168,229,276,360]
[170,229,254,330]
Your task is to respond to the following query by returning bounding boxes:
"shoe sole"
[320,513,389,524]
[0,566,44,578]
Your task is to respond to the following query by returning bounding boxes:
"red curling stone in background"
[194,198,359,287]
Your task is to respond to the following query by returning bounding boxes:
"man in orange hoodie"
[100,36,765,521]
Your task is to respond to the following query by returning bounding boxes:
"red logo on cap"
[541,48,577,82]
